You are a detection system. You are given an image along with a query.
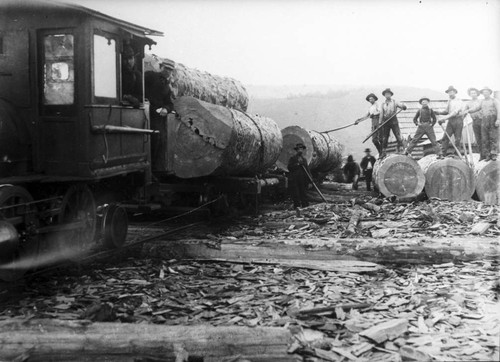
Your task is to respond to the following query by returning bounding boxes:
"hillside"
[246,85,445,160]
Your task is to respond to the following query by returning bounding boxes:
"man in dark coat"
[287,143,310,208]
[121,45,143,107]
[343,155,361,190]
[360,148,376,191]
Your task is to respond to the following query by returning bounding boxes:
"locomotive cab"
[0,0,163,181]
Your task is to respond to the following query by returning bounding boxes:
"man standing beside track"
[287,143,311,209]
[435,86,464,157]
[379,88,407,156]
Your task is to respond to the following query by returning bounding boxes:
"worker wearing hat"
[360,148,377,191]
[435,86,465,157]
[355,93,382,154]
[121,43,143,107]
[404,97,441,158]
[287,143,311,208]
[464,87,500,161]
[462,88,484,159]
[379,88,407,156]
[343,155,361,190]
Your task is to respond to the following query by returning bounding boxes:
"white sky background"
[67,0,500,93]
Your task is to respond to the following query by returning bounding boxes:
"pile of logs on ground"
[366,153,498,205]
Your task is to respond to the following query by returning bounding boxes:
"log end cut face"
[423,156,475,201]
[475,160,500,205]
[277,126,313,171]
[374,154,425,199]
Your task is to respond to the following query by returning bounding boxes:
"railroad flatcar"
[0,0,284,281]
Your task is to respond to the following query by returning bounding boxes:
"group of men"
[287,86,499,208]
[357,86,500,161]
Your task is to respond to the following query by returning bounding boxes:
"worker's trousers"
[406,123,440,155]
[472,117,484,159]
[371,116,383,154]
[441,116,463,156]
[481,114,499,157]
[381,117,403,152]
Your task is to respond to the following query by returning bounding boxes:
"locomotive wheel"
[0,185,39,281]
[102,204,128,249]
[58,184,97,254]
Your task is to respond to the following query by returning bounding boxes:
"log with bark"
[474,160,499,205]
[0,319,299,362]
[144,54,249,111]
[155,96,282,178]
[418,154,475,201]
[373,154,425,200]
[277,126,343,173]
[164,236,500,266]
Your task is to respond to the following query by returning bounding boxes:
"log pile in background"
[277,125,343,174]
[475,160,499,205]
[373,154,425,200]
[144,54,249,111]
[418,154,474,201]
[162,96,282,178]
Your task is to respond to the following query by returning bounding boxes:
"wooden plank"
[359,319,408,343]
[0,319,300,362]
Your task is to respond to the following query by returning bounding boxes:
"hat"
[123,46,136,59]
[467,87,480,96]
[419,97,430,104]
[347,155,354,162]
[480,86,493,94]
[382,88,394,96]
[366,93,378,102]
[294,143,306,150]
[445,86,457,94]
[364,148,371,153]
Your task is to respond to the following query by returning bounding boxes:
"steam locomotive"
[0,1,285,281]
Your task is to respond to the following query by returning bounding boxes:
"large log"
[418,154,474,201]
[475,160,500,205]
[163,96,282,178]
[373,154,425,200]
[163,236,500,266]
[0,319,299,362]
[277,126,343,173]
[144,54,249,111]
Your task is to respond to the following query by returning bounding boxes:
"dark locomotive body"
[0,1,284,281]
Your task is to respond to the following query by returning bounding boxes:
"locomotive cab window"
[121,41,143,107]
[93,34,118,100]
[42,34,75,106]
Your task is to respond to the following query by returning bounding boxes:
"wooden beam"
[0,319,300,362]
[160,236,500,266]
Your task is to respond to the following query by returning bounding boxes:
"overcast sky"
[67,0,500,93]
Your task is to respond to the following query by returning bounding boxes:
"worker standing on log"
[435,86,464,156]
[360,148,376,191]
[404,97,441,158]
[343,155,361,190]
[462,88,483,159]
[355,93,382,154]
[287,143,310,209]
[463,87,500,161]
[379,88,407,156]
